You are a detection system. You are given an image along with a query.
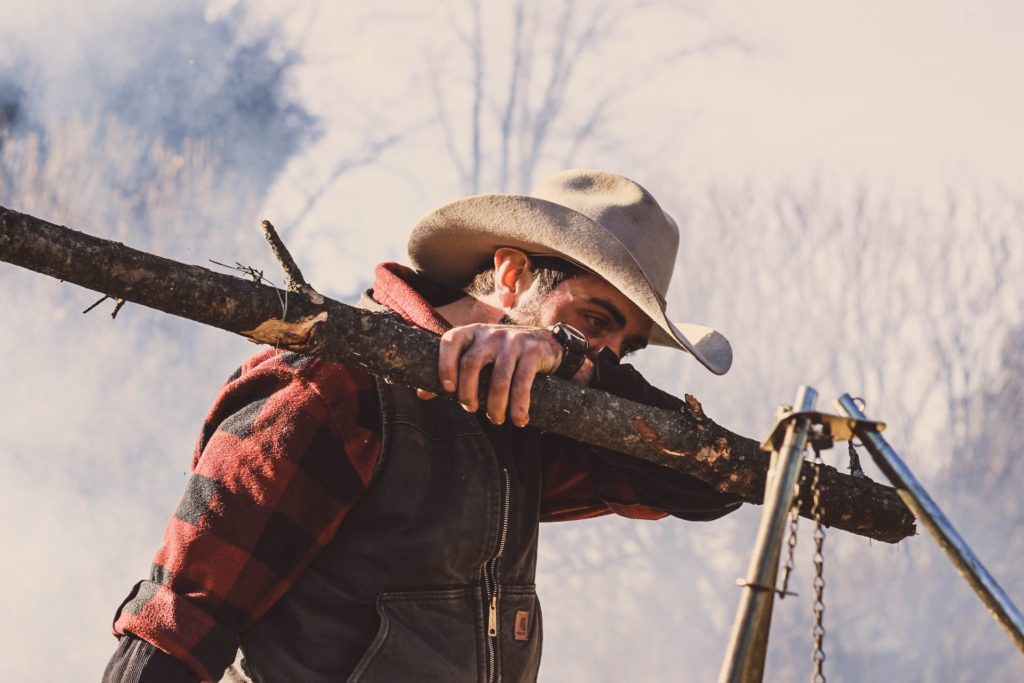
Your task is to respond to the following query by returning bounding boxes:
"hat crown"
[530,169,680,298]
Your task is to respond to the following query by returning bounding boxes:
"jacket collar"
[369,262,461,335]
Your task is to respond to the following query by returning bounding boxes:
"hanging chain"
[810,446,827,683]
[778,475,803,599]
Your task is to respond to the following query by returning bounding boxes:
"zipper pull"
[488,595,498,637]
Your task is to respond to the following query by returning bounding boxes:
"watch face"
[550,323,588,379]
[562,324,588,351]
[552,323,588,357]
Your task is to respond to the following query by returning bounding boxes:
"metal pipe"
[718,386,819,683]
[834,394,1024,654]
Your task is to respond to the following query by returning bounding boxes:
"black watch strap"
[549,323,589,379]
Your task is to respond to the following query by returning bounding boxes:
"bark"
[0,205,916,542]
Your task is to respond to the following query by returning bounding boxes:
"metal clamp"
[761,410,885,453]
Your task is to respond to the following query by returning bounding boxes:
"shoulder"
[194,350,381,467]
[227,348,378,408]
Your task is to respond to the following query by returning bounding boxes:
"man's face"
[509,272,652,360]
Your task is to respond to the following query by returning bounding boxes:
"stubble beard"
[498,289,547,327]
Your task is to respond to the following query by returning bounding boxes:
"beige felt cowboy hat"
[407,169,732,375]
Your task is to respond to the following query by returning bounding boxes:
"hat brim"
[408,193,732,375]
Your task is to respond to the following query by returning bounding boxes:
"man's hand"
[416,323,595,427]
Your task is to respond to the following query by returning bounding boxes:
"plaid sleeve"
[539,439,742,522]
[111,350,381,682]
[539,354,741,523]
[539,437,672,522]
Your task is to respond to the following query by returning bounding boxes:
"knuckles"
[442,325,562,374]
[454,325,555,354]
[439,323,561,424]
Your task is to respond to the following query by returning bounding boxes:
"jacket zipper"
[484,468,511,683]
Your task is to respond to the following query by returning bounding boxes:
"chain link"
[810,447,827,683]
[770,442,829,680]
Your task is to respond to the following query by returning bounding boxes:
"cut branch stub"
[259,219,324,304]
[261,219,308,290]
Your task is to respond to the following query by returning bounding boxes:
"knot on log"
[696,436,733,464]
[683,393,708,425]
[684,393,733,464]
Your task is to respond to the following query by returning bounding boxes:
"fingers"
[457,336,492,412]
[507,355,543,427]
[573,355,597,387]
[485,353,517,424]
[438,327,474,395]
[434,324,562,426]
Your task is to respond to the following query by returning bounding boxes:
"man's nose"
[604,332,631,360]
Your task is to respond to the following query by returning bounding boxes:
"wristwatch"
[548,323,589,379]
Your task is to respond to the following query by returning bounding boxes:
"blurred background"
[1,1,1022,680]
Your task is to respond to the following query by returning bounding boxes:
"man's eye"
[584,315,607,332]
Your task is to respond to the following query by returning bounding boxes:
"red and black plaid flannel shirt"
[110,263,738,681]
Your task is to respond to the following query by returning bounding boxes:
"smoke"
[0,0,315,238]
[0,2,316,680]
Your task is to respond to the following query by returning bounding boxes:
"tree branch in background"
[281,132,403,232]
[0,205,916,543]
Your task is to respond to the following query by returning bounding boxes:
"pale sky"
[672,0,1024,182]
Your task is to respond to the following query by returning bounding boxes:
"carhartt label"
[514,610,531,640]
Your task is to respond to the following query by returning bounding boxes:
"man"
[103,169,741,682]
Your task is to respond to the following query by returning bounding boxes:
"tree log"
[0,205,916,542]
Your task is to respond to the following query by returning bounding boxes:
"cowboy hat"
[407,169,732,375]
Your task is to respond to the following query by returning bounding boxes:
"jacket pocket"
[346,588,482,683]
[496,586,542,683]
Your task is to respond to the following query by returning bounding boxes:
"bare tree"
[426,0,747,193]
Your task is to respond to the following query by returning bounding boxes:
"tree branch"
[0,205,916,543]
[260,219,308,291]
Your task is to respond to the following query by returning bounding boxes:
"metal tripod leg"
[718,386,818,683]
[835,394,1024,654]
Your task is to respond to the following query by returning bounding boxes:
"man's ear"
[493,247,533,308]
